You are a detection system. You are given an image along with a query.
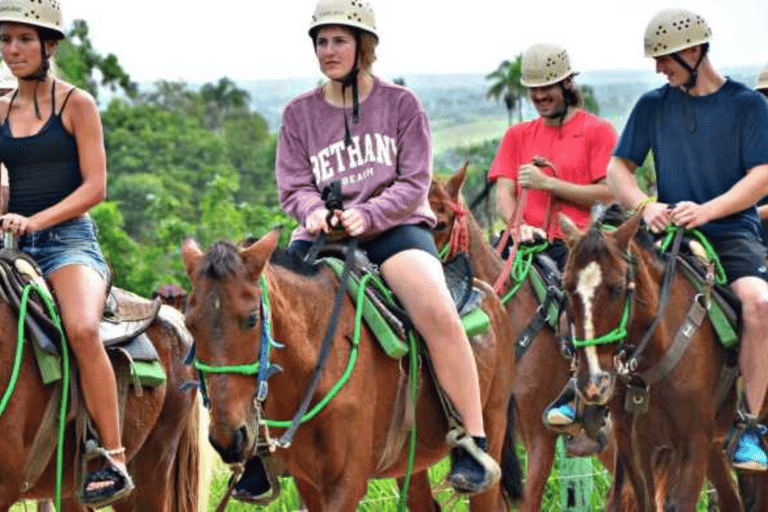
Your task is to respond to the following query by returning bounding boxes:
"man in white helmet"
[489,43,616,434]
[610,8,768,470]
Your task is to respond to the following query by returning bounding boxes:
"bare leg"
[381,249,485,436]
[48,265,126,483]
[731,277,768,416]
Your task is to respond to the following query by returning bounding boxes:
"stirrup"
[78,442,135,508]
[445,428,501,495]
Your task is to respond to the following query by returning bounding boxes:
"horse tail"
[168,395,202,512]
[500,396,523,501]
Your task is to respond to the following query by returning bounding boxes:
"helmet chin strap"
[19,33,51,120]
[670,49,706,92]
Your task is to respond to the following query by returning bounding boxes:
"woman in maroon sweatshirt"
[275,0,501,495]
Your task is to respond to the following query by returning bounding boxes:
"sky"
[63,0,768,84]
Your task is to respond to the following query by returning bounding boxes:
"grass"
[431,116,509,157]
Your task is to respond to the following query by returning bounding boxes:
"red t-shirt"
[488,110,617,239]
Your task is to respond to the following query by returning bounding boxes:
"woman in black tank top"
[0,0,133,507]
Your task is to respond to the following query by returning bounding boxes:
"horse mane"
[199,241,245,279]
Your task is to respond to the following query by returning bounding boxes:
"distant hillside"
[240,65,763,134]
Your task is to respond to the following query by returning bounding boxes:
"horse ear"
[559,213,582,248]
[612,209,643,252]
[446,161,468,200]
[180,238,203,279]
[241,229,281,280]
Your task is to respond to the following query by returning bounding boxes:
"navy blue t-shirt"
[614,79,768,240]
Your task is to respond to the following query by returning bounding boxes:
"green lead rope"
[500,241,549,305]
[8,283,70,512]
[659,226,727,285]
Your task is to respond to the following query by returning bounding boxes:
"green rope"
[260,273,371,428]
[16,283,69,512]
[500,241,549,305]
[396,330,419,511]
[659,226,727,285]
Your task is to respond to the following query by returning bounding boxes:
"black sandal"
[78,444,135,508]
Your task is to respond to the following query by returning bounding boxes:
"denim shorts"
[17,215,110,281]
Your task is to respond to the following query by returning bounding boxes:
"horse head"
[560,209,644,405]
[181,230,280,464]
[429,162,470,259]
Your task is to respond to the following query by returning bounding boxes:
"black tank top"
[0,81,82,217]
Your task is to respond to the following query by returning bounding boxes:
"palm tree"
[200,77,251,132]
[486,55,525,125]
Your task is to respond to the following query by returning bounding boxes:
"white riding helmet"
[309,0,377,41]
[644,8,711,58]
[757,62,768,91]
[520,43,574,88]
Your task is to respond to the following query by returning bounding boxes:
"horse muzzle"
[209,424,251,463]
[578,369,614,405]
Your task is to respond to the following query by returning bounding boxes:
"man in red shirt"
[490,42,615,269]
[489,43,616,428]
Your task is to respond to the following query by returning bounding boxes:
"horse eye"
[608,285,623,299]
[243,312,259,330]
[434,221,448,232]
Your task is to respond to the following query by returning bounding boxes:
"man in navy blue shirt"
[609,9,768,470]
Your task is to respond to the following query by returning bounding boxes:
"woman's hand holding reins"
[0,213,35,236]
[306,207,337,234]
[338,208,368,237]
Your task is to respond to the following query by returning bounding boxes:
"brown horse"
[0,297,200,512]
[429,165,616,511]
[181,230,517,512]
[559,210,742,512]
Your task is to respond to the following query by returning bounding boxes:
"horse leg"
[518,429,557,512]
[295,478,322,512]
[661,439,709,512]
[299,476,368,512]
[708,444,744,512]
[398,472,440,511]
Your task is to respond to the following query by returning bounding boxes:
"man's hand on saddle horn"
[670,201,713,230]
[642,202,673,234]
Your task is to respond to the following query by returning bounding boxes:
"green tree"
[200,77,251,132]
[55,20,137,100]
[486,55,525,125]
[580,84,601,115]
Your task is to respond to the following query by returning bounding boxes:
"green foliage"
[55,20,137,99]
[486,55,525,125]
[580,84,601,115]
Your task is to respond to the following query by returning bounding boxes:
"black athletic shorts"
[289,224,439,266]
[709,234,768,284]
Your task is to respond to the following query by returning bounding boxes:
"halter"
[192,275,282,407]
[571,249,636,349]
